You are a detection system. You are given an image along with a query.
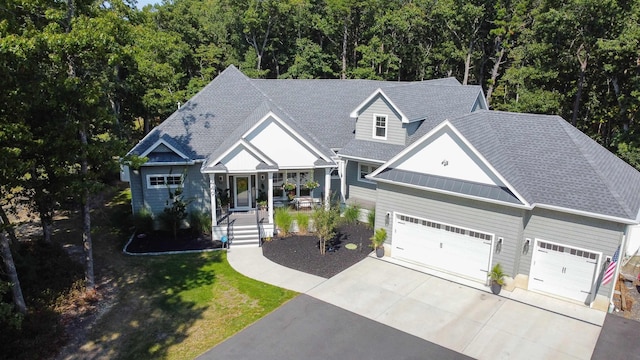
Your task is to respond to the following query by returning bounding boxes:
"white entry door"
[528,239,599,303]
[234,176,251,209]
[392,214,493,282]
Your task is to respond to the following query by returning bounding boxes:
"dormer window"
[373,114,387,140]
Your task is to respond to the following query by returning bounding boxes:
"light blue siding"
[375,182,524,276]
[522,208,624,297]
[355,95,406,145]
[133,165,210,217]
[345,160,377,205]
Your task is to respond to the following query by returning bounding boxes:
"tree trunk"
[0,206,18,245]
[79,127,95,291]
[341,19,348,80]
[571,44,588,127]
[486,45,506,107]
[462,39,474,85]
[0,231,26,314]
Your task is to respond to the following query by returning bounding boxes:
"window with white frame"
[147,174,183,189]
[358,163,378,183]
[373,114,387,139]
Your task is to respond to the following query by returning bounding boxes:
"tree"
[312,205,340,255]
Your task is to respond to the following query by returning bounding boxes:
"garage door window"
[397,215,492,241]
[539,241,597,260]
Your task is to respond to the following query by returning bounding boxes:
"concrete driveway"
[307,258,602,360]
[224,248,606,359]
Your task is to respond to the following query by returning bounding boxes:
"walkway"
[226,247,607,359]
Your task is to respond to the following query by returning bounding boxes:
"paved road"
[198,294,470,360]
[591,314,640,360]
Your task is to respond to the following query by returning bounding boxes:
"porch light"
[441,159,448,166]
[523,238,531,255]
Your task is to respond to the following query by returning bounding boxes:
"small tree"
[312,205,340,255]
[161,186,191,240]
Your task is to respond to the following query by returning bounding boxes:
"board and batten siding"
[133,165,210,216]
[522,208,625,297]
[375,182,524,276]
[355,95,406,145]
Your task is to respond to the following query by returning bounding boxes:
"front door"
[234,176,251,209]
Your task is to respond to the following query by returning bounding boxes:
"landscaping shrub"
[296,212,310,234]
[274,207,293,236]
[312,205,340,255]
[343,204,360,224]
[367,208,376,230]
[189,210,212,235]
[133,207,154,234]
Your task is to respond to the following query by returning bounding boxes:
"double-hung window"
[373,114,387,139]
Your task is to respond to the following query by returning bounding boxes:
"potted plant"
[370,228,387,258]
[304,179,319,191]
[488,263,507,295]
[283,181,296,201]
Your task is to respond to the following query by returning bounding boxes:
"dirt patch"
[615,256,640,322]
[262,222,374,278]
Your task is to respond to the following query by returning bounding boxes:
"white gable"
[220,145,263,172]
[393,127,501,186]
[244,117,320,168]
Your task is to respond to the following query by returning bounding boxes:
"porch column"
[324,168,331,210]
[209,174,217,226]
[340,160,347,203]
[268,172,274,225]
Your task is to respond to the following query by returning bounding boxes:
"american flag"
[601,246,620,286]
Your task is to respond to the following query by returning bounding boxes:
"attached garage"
[392,213,493,282]
[528,239,600,303]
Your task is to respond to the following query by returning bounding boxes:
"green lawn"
[88,251,296,359]
[67,189,297,359]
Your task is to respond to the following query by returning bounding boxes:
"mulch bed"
[124,223,374,279]
[124,230,223,253]
[262,222,374,278]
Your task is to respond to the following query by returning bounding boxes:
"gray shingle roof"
[339,139,405,163]
[378,110,640,221]
[375,168,522,204]
[382,82,483,122]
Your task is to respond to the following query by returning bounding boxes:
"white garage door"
[529,240,599,303]
[392,214,493,282]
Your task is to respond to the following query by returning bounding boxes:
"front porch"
[209,168,335,245]
[213,209,273,247]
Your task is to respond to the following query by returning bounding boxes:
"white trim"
[146,174,184,189]
[338,154,386,164]
[529,237,602,306]
[349,89,410,123]
[369,120,530,207]
[233,175,252,210]
[140,139,190,160]
[205,139,276,172]
[243,111,332,162]
[393,211,495,283]
[372,113,388,140]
